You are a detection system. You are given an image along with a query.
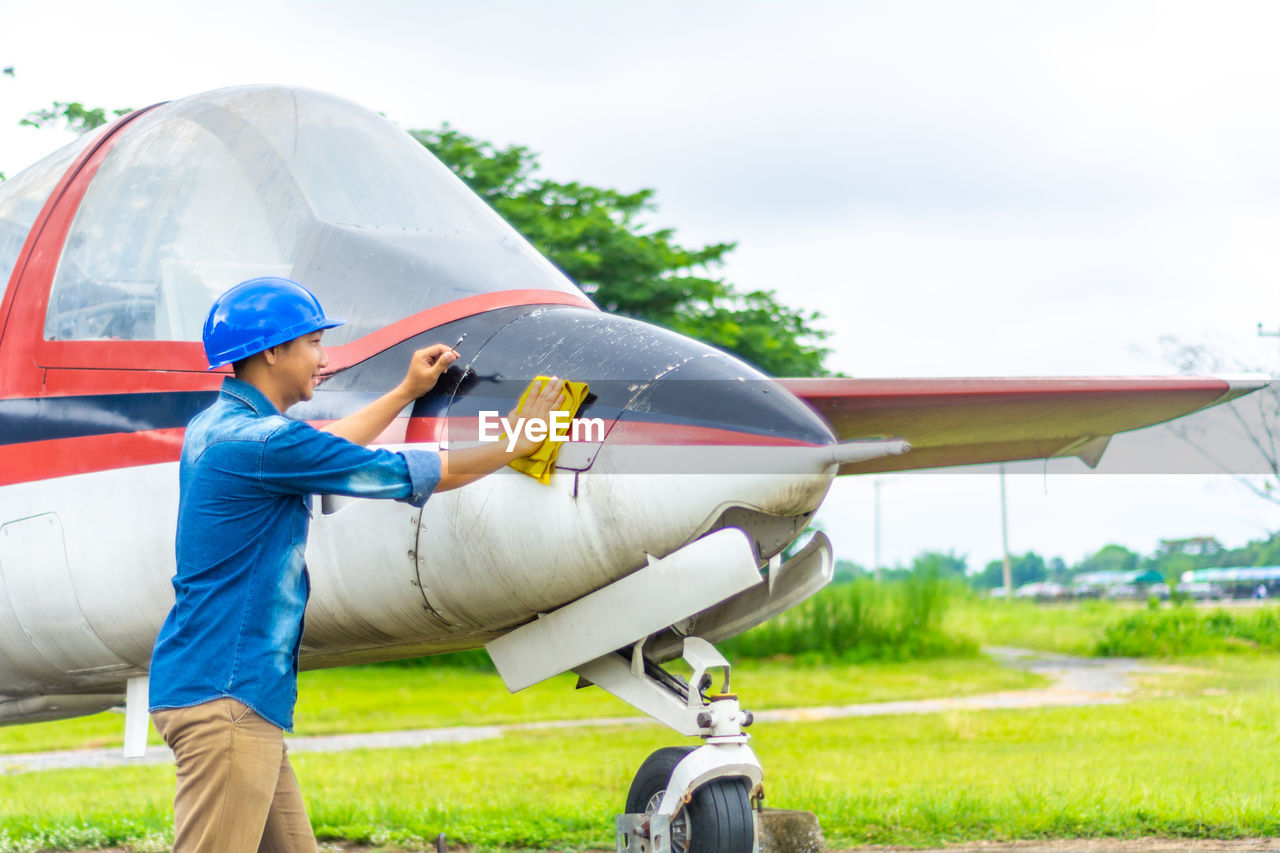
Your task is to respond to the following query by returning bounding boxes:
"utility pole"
[1000,463,1013,600]
[873,479,882,583]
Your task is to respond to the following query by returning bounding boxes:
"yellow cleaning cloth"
[507,376,590,485]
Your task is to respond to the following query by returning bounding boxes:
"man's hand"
[508,377,568,457]
[398,344,458,400]
[323,344,458,446]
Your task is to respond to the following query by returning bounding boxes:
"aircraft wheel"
[625,746,753,853]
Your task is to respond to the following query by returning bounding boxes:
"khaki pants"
[152,698,317,853]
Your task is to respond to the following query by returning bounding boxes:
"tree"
[1232,531,1280,567]
[975,551,1047,589]
[413,126,832,376]
[910,550,967,578]
[832,558,866,583]
[20,101,131,134]
[1074,543,1139,575]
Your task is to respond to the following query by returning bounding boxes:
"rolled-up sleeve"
[258,421,441,506]
[401,449,442,507]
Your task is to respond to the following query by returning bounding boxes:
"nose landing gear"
[577,638,761,853]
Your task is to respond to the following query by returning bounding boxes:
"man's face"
[271,331,328,408]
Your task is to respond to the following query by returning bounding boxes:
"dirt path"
[0,648,1162,775]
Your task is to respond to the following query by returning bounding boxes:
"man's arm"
[262,377,564,502]
[322,344,456,446]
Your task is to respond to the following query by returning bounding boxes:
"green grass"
[3,660,1280,850]
[0,655,1043,756]
[11,597,1280,850]
[1130,652,1280,698]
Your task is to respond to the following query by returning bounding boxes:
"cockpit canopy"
[1,86,584,346]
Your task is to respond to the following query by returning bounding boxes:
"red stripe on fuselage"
[0,418,816,485]
[0,428,187,486]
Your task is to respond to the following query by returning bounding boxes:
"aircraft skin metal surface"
[0,85,1266,725]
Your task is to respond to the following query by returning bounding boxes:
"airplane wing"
[777,375,1270,475]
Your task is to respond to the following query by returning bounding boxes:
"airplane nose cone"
[436,306,836,472]
[604,345,838,476]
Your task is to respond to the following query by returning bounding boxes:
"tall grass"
[946,598,1123,656]
[720,572,975,662]
[375,573,976,672]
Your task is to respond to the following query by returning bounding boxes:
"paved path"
[0,648,1159,775]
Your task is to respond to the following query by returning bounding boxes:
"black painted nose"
[308,305,836,472]
[443,307,836,472]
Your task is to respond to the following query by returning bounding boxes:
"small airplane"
[0,85,1265,852]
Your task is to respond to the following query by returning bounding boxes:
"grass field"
[2,654,1280,850]
[945,598,1128,656]
[7,598,1280,851]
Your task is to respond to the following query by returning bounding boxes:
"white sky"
[3,0,1279,570]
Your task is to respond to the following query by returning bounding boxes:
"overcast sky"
[3,1,1279,570]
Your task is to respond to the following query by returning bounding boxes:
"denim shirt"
[149,377,440,730]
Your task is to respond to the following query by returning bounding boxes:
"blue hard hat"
[203,277,345,369]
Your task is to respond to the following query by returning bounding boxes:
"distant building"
[1071,569,1164,599]
[1180,566,1280,598]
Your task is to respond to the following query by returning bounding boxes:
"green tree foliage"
[1228,531,1280,566]
[832,558,866,583]
[1075,543,1139,575]
[20,101,131,134]
[412,125,832,376]
[963,532,1280,594]
[911,550,968,578]
[974,552,1048,590]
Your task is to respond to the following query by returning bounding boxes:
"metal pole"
[1000,463,1012,600]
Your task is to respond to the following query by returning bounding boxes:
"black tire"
[625,746,754,853]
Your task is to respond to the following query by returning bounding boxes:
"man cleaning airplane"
[0,85,1268,853]
[148,276,566,853]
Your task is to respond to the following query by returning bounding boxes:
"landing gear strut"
[577,637,761,853]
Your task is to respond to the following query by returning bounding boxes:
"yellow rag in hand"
[507,376,590,485]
